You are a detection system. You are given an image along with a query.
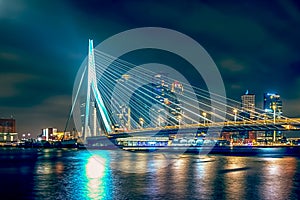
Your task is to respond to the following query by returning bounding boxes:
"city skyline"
[1,0,300,136]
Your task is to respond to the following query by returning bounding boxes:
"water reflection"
[223,157,248,200]
[194,156,217,198]
[109,151,179,173]
[55,161,64,175]
[2,148,299,199]
[171,156,191,197]
[85,155,110,199]
[259,157,297,200]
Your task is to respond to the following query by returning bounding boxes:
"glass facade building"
[152,74,183,126]
[263,93,282,116]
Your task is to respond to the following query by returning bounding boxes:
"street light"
[233,109,238,124]
[139,118,144,129]
[272,104,277,142]
[158,115,163,127]
[272,104,277,124]
[262,113,266,124]
[177,115,182,127]
[202,112,207,126]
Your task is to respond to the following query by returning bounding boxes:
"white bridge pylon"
[71,39,113,140]
[85,39,112,136]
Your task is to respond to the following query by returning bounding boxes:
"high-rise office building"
[241,90,255,119]
[129,73,183,128]
[152,74,183,126]
[263,93,282,116]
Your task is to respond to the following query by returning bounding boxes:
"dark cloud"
[1,0,300,136]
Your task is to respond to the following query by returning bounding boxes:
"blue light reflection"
[84,152,112,200]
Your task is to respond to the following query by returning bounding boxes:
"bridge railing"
[110,117,300,134]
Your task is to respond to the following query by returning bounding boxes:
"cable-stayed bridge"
[70,40,300,144]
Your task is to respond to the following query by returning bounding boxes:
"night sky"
[1,0,300,136]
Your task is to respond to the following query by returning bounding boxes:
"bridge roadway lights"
[105,122,290,140]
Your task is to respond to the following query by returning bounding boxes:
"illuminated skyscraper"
[263,93,282,117]
[171,80,184,94]
[241,90,255,119]
[152,74,183,126]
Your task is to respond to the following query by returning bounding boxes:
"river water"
[0,148,299,200]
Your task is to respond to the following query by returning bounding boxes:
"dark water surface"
[0,148,300,200]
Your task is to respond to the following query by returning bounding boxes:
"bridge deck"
[105,118,300,138]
